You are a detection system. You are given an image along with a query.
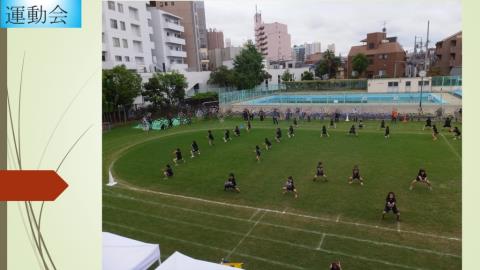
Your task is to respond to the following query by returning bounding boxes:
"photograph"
[101,1,463,269]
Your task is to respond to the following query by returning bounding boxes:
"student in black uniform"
[384,125,390,139]
[380,119,386,129]
[264,137,272,150]
[254,145,261,162]
[163,164,174,179]
[224,173,240,192]
[358,119,364,129]
[234,125,241,137]
[207,130,214,146]
[423,117,432,130]
[246,120,252,132]
[275,127,282,142]
[321,125,329,137]
[313,162,327,182]
[432,124,439,141]
[410,168,432,190]
[443,116,452,131]
[288,125,295,138]
[382,192,400,221]
[293,118,298,128]
[190,140,200,158]
[453,126,461,140]
[282,176,298,198]
[172,148,185,165]
[329,261,342,270]
[223,129,231,143]
[348,124,357,136]
[349,165,364,186]
[330,118,336,129]
[259,109,265,121]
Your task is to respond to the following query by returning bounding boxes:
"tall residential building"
[431,31,462,76]
[304,42,321,56]
[347,30,406,78]
[102,1,156,73]
[254,11,292,62]
[225,38,232,48]
[150,1,208,71]
[327,43,336,53]
[148,7,188,72]
[292,45,306,62]
[207,29,225,50]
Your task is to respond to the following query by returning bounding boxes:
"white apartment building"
[148,8,188,72]
[304,42,321,56]
[102,1,156,73]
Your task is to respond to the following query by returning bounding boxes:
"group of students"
[423,116,461,141]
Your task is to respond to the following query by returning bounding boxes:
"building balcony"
[168,49,187,58]
[165,36,186,45]
[169,63,188,71]
[164,22,184,32]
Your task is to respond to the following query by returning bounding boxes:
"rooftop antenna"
[382,21,387,33]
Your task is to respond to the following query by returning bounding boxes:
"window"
[129,7,139,20]
[117,3,124,13]
[387,81,398,87]
[165,2,168,6]
[112,37,120,47]
[406,81,411,86]
[368,43,374,49]
[147,19,152,27]
[135,56,145,65]
[102,51,107,62]
[122,39,128,48]
[418,81,430,86]
[107,1,115,10]
[130,24,141,37]
[149,34,154,42]
[110,19,118,29]
[120,21,126,31]
[133,40,143,53]
[115,55,122,62]
[125,56,130,62]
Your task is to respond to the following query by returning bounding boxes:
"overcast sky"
[203,0,462,55]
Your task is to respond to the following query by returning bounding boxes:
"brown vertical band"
[0,27,7,270]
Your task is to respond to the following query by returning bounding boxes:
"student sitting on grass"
[443,116,452,131]
[321,125,329,137]
[349,165,364,186]
[207,130,214,146]
[288,125,295,138]
[348,124,358,136]
[163,164,174,179]
[173,148,185,165]
[410,168,432,190]
[224,173,240,192]
[275,127,282,142]
[234,125,241,136]
[223,129,231,143]
[282,176,298,198]
[254,145,261,162]
[264,137,272,150]
[385,125,390,138]
[190,140,200,158]
[382,192,400,221]
[432,124,439,141]
[453,126,461,140]
[313,162,327,182]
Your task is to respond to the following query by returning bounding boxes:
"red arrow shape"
[0,170,68,201]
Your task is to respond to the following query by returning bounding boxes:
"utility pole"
[424,20,430,72]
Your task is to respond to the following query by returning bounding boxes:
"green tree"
[301,70,314,80]
[351,53,369,78]
[143,71,188,109]
[314,50,340,79]
[281,70,294,82]
[208,65,236,88]
[102,65,142,121]
[233,41,266,89]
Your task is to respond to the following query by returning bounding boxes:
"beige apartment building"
[254,11,292,62]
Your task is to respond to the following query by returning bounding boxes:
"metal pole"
[419,76,424,109]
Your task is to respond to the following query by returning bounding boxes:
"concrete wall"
[368,77,433,93]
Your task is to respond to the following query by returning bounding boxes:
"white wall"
[368,77,433,93]
[266,67,310,84]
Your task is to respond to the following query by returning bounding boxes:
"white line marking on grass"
[316,234,326,250]
[104,213,422,270]
[397,222,401,232]
[103,221,305,270]
[440,133,461,160]
[336,215,341,222]
[104,194,462,258]
[115,184,461,242]
[249,209,261,221]
[227,211,267,259]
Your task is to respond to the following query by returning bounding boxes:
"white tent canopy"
[103,232,161,270]
[156,251,244,270]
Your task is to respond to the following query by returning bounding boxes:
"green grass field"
[103,117,461,270]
